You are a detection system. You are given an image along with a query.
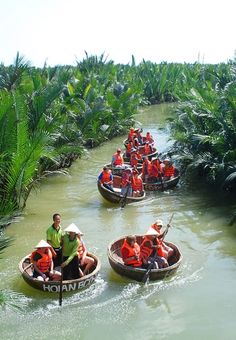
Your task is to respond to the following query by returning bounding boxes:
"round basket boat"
[97,175,146,204]
[108,235,182,282]
[19,252,101,292]
[143,169,180,191]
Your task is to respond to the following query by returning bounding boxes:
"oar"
[142,213,174,284]
[59,266,63,306]
[158,170,164,192]
[59,250,64,306]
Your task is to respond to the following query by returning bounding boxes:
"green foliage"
[169,62,236,191]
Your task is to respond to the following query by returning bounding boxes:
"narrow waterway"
[1,104,236,340]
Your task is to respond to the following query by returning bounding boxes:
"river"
[1,104,236,340]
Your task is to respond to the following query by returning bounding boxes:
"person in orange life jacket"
[142,156,151,183]
[162,158,175,180]
[149,158,163,182]
[121,168,132,197]
[125,140,134,158]
[98,166,114,191]
[77,229,95,276]
[148,220,174,260]
[133,137,140,149]
[131,170,144,197]
[31,240,61,281]
[121,235,142,267]
[144,141,153,155]
[135,128,143,144]
[130,147,142,167]
[140,229,168,269]
[127,127,135,141]
[111,148,124,167]
[145,131,154,144]
[61,223,81,280]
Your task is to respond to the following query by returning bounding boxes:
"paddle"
[142,213,174,284]
[59,267,63,306]
[59,249,64,306]
[120,183,131,208]
[158,170,164,192]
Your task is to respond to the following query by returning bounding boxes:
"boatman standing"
[46,213,63,268]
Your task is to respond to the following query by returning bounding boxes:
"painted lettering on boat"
[42,275,96,292]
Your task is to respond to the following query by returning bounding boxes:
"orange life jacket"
[126,141,133,154]
[100,169,112,183]
[112,153,123,166]
[146,134,153,142]
[140,236,164,259]
[149,163,159,177]
[121,171,131,186]
[128,130,135,141]
[142,160,151,177]
[144,144,152,155]
[164,165,175,177]
[130,153,138,167]
[121,239,142,267]
[132,176,143,191]
[31,249,52,273]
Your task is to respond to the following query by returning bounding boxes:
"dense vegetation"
[0,52,235,228]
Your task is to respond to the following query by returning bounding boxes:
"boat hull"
[108,236,182,282]
[19,253,101,292]
[97,176,146,204]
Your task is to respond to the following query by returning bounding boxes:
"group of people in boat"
[30,213,94,281]
[98,165,144,197]
[112,128,176,182]
[126,128,154,158]
[121,219,173,269]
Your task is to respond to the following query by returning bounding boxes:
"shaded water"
[1,104,236,340]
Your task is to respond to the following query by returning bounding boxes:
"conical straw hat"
[35,240,51,248]
[145,228,159,236]
[64,223,83,235]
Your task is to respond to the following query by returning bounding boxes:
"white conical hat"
[64,223,83,235]
[154,219,163,227]
[145,228,159,236]
[35,240,51,248]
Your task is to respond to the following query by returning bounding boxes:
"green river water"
[1,105,236,340]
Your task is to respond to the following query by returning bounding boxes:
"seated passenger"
[144,141,153,155]
[31,240,61,281]
[148,220,174,260]
[149,158,162,182]
[131,170,144,197]
[127,127,135,141]
[162,158,176,180]
[125,140,134,158]
[98,166,114,191]
[77,230,95,276]
[121,168,132,197]
[140,229,168,269]
[130,148,142,167]
[145,131,154,144]
[142,156,151,183]
[121,235,142,267]
[111,148,124,167]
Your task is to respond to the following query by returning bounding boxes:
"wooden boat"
[97,175,146,204]
[108,235,182,282]
[105,163,142,176]
[19,252,101,292]
[143,169,180,191]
